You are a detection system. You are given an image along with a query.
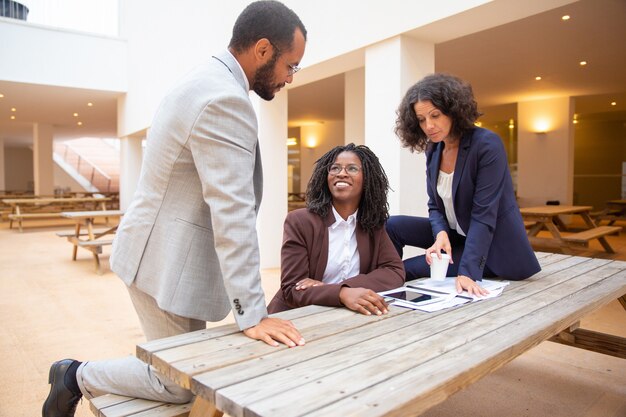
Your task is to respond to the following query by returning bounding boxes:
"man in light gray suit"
[43,2,307,416]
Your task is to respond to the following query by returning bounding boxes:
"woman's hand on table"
[455,275,490,297]
[339,287,389,316]
[295,278,323,290]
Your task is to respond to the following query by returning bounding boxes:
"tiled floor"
[1,219,625,417]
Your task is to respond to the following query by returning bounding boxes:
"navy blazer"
[426,127,540,281]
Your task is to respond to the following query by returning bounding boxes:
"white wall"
[53,163,86,192]
[517,97,574,207]
[345,68,365,145]
[0,139,5,190]
[299,121,345,188]
[0,18,126,91]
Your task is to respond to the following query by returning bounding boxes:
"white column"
[517,97,574,207]
[345,67,365,145]
[33,123,55,195]
[119,135,143,210]
[254,92,288,269]
[364,36,434,217]
[0,138,5,191]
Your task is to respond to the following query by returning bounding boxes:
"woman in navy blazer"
[386,73,540,296]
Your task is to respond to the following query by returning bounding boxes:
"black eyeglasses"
[328,164,362,176]
[269,41,301,76]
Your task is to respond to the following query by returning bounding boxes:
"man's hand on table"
[243,317,305,348]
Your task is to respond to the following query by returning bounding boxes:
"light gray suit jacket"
[110,50,267,330]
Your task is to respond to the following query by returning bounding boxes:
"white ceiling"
[1,0,625,148]
[288,0,626,125]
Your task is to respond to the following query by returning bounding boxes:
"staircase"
[53,138,120,193]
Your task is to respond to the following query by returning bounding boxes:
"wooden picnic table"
[520,205,621,253]
[60,210,123,274]
[2,196,111,232]
[593,199,626,226]
[137,252,626,417]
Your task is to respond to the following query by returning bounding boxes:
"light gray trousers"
[76,284,206,403]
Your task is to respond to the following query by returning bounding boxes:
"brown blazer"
[267,208,405,313]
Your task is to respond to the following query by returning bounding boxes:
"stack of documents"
[379,278,509,312]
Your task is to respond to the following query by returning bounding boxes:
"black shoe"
[42,359,82,417]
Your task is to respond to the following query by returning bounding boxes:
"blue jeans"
[385,215,494,281]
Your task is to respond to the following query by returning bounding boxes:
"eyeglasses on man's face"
[269,40,301,76]
[327,164,362,176]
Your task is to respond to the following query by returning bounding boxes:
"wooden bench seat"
[55,229,108,238]
[562,225,622,253]
[90,394,191,417]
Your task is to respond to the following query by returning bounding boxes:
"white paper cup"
[429,253,450,281]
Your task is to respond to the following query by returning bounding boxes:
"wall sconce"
[305,136,317,149]
[532,118,551,134]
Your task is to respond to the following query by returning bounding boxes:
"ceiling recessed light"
[579,61,587,66]
[73,112,79,117]
[87,102,93,107]
[10,115,15,120]
[535,76,542,81]
[0,93,4,98]
[77,121,83,126]
[561,15,570,21]
[11,107,16,112]
[611,102,617,106]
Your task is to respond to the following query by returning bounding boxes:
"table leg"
[597,237,616,254]
[189,396,223,417]
[87,219,102,274]
[552,215,569,231]
[16,205,23,232]
[72,223,81,261]
[527,222,544,237]
[543,220,564,241]
[579,211,598,228]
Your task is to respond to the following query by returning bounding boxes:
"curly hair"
[395,73,481,153]
[228,1,307,54]
[305,143,390,233]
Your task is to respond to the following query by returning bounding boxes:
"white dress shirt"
[437,170,466,236]
[227,50,250,91]
[322,206,360,284]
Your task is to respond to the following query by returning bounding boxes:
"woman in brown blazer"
[268,143,405,315]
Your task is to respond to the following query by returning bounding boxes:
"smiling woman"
[267,143,405,315]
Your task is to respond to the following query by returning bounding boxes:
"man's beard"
[252,52,281,101]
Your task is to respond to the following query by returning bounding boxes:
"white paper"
[408,277,509,302]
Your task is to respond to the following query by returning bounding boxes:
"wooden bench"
[90,394,191,417]
[55,229,108,238]
[561,225,622,253]
[3,197,111,232]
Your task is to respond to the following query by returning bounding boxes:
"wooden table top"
[137,252,626,417]
[520,205,593,216]
[60,210,124,219]
[607,199,626,205]
[1,197,111,205]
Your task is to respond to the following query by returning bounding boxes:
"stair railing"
[60,143,112,192]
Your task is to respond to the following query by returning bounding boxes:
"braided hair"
[306,143,390,233]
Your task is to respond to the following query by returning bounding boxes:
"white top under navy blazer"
[426,127,541,281]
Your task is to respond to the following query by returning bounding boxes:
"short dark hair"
[306,143,390,233]
[395,73,481,153]
[229,1,307,54]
